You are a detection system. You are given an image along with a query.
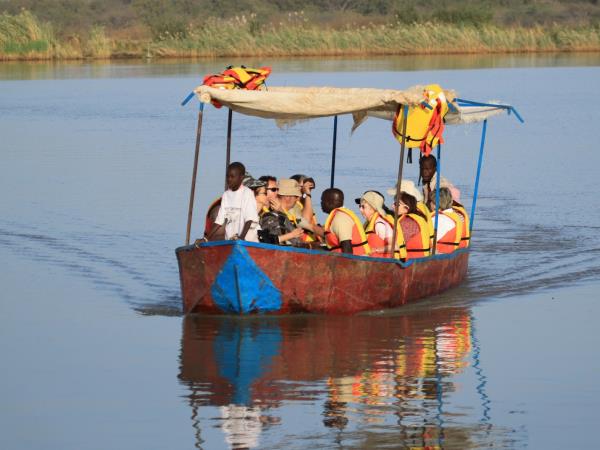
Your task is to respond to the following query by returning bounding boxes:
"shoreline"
[3,47,600,63]
[2,11,600,62]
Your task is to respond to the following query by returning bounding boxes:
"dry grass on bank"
[2,11,600,61]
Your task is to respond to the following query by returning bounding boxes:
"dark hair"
[290,174,306,183]
[228,161,245,175]
[259,175,277,183]
[323,187,344,204]
[419,154,437,167]
[399,192,427,219]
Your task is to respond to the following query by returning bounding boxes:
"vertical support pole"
[391,105,409,259]
[186,102,205,245]
[470,119,488,234]
[432,144,442,255]
[330,115,338,188]
[224,108,233,189]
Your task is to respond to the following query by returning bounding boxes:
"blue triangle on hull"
[211,243,282,314]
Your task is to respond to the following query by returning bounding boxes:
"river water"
[1,54,599,449]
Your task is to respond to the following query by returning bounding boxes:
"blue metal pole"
[432,144,442,255]
[470,119,488,234]
[330,115,338,188]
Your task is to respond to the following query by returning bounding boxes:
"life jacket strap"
[328,240,368,251]
[437,240,460,246]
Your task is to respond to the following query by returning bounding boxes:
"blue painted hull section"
[210,244,283,314]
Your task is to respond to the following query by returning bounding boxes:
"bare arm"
[239,220,253,240]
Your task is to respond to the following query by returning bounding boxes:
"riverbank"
[2,11,600,61]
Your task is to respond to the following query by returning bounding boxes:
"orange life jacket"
[401,213,431,259]
[364,213,394,258]
[417,201,434,246]
[452,204,471,248]
[324,207,370,256]
[436,210,463,254]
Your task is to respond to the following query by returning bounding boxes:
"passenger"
[419,155,461,211]
[389,179,433,234]
[452,200,471,248]
[321,188,370,255]
[254,179,305,246]
[434,187,463,254]
[290,174,320,243]
[258,175,281,212]
[355,191,394,257]
[207,162,259,241]
[394,192,431,259]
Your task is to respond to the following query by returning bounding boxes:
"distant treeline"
[1,0,600,60]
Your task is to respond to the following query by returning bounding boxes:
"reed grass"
[2,11,600,61]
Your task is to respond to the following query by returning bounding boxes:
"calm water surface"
[1,54,599,449]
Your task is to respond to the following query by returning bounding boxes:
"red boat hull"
[176,241,469,315]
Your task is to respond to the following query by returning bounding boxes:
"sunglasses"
[267,187,279,192]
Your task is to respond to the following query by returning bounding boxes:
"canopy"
[193,85,517,128]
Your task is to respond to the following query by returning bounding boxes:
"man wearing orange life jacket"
[321,188,370,256]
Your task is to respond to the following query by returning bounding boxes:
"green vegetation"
[2,0,600,60]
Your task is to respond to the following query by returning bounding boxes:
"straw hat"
[356,191,387,217]
[277,179,301,197]
[387,180,423,202]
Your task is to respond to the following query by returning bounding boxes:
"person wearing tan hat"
[356,191,394,257]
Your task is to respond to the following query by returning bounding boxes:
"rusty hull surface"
[176,241,469,315]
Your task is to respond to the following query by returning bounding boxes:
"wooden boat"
[177,77,522,315]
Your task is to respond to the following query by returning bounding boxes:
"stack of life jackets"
[202,66,272,107]
[392,84,449,157]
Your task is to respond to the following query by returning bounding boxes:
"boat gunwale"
[175,239,469,267]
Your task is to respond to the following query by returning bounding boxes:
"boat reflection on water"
[179,309,507,449]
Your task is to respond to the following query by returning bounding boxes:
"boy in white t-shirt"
[207,162,259,241]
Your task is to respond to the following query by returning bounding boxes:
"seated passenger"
[451,200,471,248]
[252,179,305,246]
[356,191,394,257]
[389,179,434,244]
[290,174,320,243]
[258,175,280,212]
[434,187,463,254]
[321,188,370,255]
[394,192,431,259]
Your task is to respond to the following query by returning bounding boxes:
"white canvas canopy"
[194,85,513,128]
